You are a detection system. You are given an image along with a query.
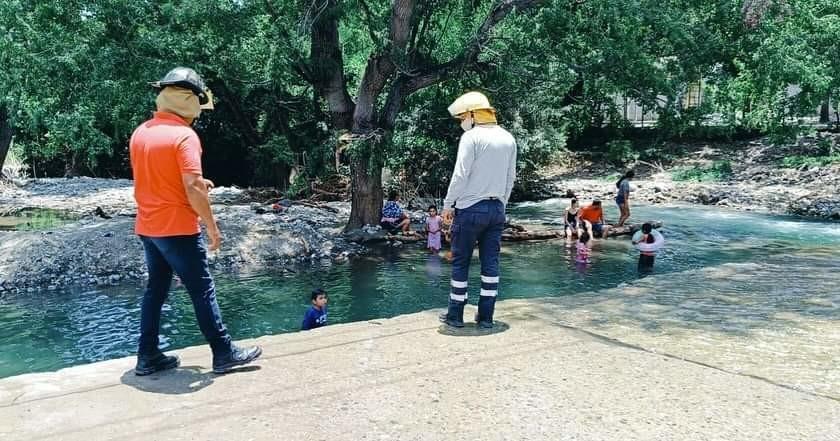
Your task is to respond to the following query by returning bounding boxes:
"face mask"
[460,116,473,132]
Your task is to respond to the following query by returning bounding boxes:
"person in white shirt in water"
[439,92,517,329]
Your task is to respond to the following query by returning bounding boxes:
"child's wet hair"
[642,222,652,234]
[428,205,437,211]
[579,231,591,244]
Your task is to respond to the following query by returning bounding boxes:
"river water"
[1,200,838,399]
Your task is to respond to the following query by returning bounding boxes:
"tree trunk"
[820,98,830,123]
[303,0,545,231]
[347,154,383,230]
[0,105,12,178]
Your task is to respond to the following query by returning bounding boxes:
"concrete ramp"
[1,300,838,441]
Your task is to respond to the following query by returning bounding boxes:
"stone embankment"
[0,178,360,295]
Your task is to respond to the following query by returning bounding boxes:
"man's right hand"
[442,208,455,224]
[206,224,222,251]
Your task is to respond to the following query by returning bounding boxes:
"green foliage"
[605,139,639,166]
[285,174,310,199]
[671,160,733,182]
[2,0,840,194]
[779,155,840,168]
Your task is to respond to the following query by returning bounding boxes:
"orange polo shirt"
[579,205,604,223]
[129,111,202,237]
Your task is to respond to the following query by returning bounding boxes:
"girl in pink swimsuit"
[575,231,592,264]
[426,205,443,253]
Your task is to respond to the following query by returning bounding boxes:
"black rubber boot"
[443,300,465,328]
[477,296,496,329]
[212,345,263,374]
[135,353,180,376]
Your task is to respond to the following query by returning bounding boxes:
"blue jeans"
[138,234,232,357]
[446,199,506,323]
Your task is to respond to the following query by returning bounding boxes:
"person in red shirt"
[131,67,261,375]
[577,200,611,238]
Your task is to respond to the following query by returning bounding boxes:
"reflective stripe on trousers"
[448,200,505,321]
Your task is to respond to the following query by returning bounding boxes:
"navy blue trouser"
[138,234,232,357]
[446,199,506,323]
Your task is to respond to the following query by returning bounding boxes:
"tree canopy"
[2,0,839,227]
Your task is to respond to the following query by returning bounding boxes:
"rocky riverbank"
[0,178,362,295]
[2,135,837,295]
[549,136,840,220]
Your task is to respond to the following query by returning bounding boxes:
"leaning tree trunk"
[0,105,13,178]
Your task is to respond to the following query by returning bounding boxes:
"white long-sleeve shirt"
[443,125,517,210]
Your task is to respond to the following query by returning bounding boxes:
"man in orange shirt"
[577,200,610,238]
[131,67,261,375]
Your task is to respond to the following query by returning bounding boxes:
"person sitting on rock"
[301,288,328,331]
[578,200,610,238]
[564,198,581,239]
[380,190,411,234]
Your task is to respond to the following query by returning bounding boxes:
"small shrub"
[284,174,310,199]
[671,160,733,182]
[605,139,638,165]
[1,145,29,182]
[766,125,801,146]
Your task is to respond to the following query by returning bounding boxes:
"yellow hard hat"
[447,91,494,117]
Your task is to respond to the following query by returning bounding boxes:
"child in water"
[426,205,443,253]
[301,288,328,331]
[632,223,664,271]
[575,231,592,264]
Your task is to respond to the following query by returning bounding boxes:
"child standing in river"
[426,205,443,253]
[575,231,592,264]
[632,222,664,272]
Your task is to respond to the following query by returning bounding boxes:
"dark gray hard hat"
[149,67,210,105]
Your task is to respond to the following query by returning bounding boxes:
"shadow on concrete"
[120,365,264,395]
[438,321,510,337]
[120,366,215,395]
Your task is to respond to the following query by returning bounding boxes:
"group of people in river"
[128,66,660,376]
[381,167,663,272]
[561,169,663,270]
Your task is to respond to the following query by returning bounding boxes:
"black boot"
[443,300,465,328]
[477,296,496,329]
[135,352,180,376]
[212,345,263,374]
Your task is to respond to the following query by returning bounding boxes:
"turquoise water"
[1,201,838,397]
